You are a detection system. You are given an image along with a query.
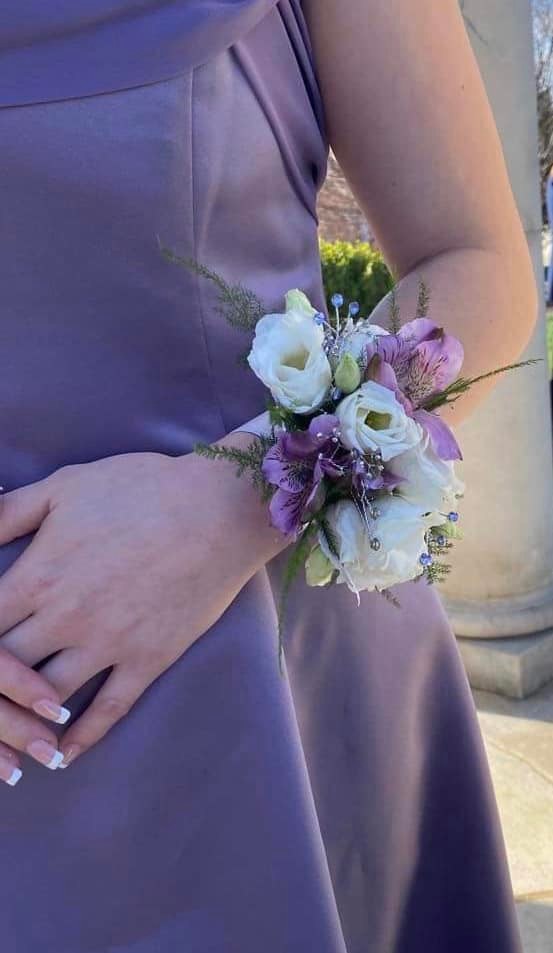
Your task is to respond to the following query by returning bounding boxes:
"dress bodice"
[0,0,327,493]
[0,0,284,106]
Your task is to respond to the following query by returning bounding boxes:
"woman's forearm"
[368,243,538,424]
[304,0,539,419]
[179,431,289,580]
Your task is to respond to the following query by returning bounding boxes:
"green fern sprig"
[417,561,452,585]
[415,275,431,318]
[421,358,541,413]
[194,437,275,501]
[387,285,402,334]
[267,401,303,431]
[157,239,265,334]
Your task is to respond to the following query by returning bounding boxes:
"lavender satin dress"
[0,3,523,951]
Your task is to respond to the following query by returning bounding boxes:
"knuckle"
[96,695,133,721]
[0,488,21,514]
[48,464,80,490]
[29,565,55,600]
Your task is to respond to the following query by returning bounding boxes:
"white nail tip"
[46,750,65,770]
[6,768,23,787]
[55,707,71,725]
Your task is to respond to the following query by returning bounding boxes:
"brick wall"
[317,152,377,245]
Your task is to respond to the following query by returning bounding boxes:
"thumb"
[0,479,53,545]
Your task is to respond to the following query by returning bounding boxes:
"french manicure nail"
[32,700,71,725]
[0,762,23,786]
[26,740,64,770]
[59,745,80,769]
[5,767,23,787]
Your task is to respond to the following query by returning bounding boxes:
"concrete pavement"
[473,680,553,951]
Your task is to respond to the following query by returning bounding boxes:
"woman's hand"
[0,442,284,775]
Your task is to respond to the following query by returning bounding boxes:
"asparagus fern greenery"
[194,436,275,502]
[157,237,265,334]
[415,275,431,318]
[421,358,541,413]
[387,284,402,333]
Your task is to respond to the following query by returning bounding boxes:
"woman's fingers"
[0,645,69,725]
[0,481,52,547]
[0,480,58,635]
[0,695,64,770]
[59,666,147,767]
[0,742,23,787]
[1,611,62,668]
[38,648,100,706]
[0,558,35,637]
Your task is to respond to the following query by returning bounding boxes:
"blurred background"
[315,3,553,950]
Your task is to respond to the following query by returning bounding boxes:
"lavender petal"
[414,409,463,461]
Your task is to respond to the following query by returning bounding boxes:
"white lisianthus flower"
[387,433,465,523]
[342,325,390,363]
[319,498,428,593]
[336,380,423,461]
[247,297,332,414]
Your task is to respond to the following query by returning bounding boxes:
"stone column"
[440,0,553,697]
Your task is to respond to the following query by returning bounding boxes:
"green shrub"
[320,240,395,318]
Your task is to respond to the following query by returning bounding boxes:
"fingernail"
[26,740,64,770]
[59,745,80,769]
[32,700,71,725]
[0,762,23,786]
[5,767,23,786]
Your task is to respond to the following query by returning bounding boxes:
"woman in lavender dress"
[0,1,536,951]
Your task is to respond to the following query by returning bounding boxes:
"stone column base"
[442,584,553,639]
[456,629,553,699]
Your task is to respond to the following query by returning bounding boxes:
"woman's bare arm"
[304,0,538,421]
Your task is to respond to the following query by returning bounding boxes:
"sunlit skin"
[0,0,537,781]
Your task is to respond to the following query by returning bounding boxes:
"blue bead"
[348,301,360,316]
[419,552,433,567]
[437,535,446,547]
[331,293,344,309]
[314,312,326,325]
[447,511,459,523]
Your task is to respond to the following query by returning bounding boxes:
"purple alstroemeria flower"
[364,353,413,415]
[366,318,464,407]
[262,414,347,535]
[363,319,464,462]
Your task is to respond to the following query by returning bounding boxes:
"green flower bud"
[434,521,463,541]
[305,545,335,587]
[284,289,317,318]
[334,352,362,395]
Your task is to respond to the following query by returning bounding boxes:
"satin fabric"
[0,0,279,106]
[0,3,523,951]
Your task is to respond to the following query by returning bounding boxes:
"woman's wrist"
[215,430,288,571]
[173,432,287,580]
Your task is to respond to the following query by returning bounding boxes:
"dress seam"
[189,66,229,438]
